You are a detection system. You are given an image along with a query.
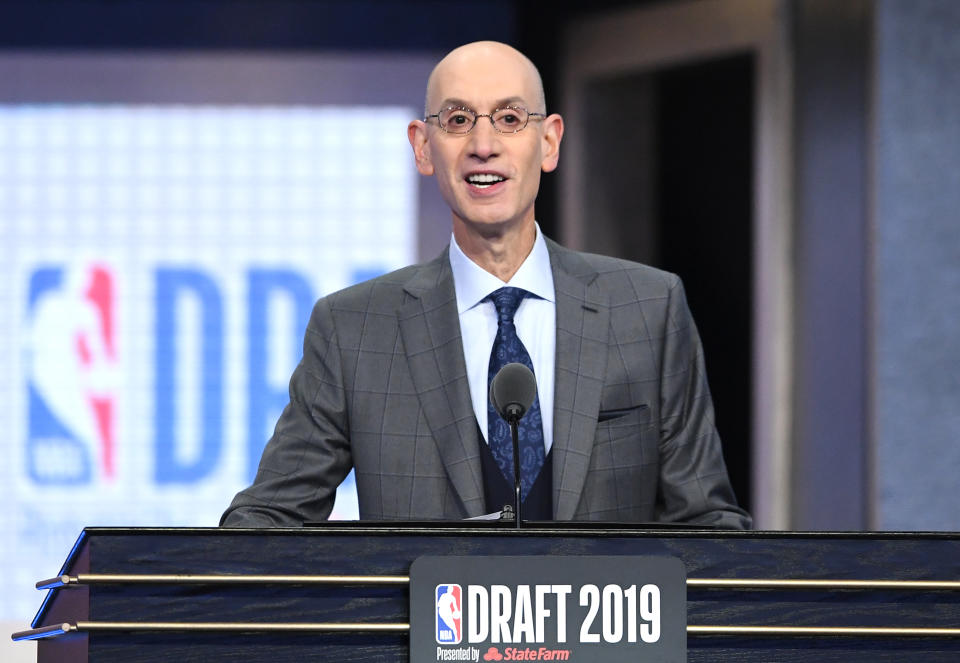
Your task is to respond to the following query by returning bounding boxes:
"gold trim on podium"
[37,573,409,589]
[689,625,960,637]
[686,578,960,590]
[37,573,960,591]
[12,621,409,641]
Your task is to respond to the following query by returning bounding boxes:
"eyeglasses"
[424,106,546,134]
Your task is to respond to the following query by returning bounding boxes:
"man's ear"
[539,113,564,173]
[408,120,434,176]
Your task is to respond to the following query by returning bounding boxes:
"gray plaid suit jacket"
[221,238,750,529]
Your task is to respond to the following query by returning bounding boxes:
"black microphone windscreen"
[489,362,537,420]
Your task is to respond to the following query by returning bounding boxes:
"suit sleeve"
[655,275,752,529]
[220,296,352,527]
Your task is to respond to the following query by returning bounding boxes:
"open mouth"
[465,173,506,189]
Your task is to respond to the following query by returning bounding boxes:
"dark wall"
[2,1,515,51]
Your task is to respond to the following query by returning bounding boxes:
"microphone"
[490,362,537,423]
[489,362,537,528]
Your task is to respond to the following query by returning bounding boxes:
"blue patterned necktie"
[486,287,545,500]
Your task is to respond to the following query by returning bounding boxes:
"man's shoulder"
[547,240,681,299]
[320,252,448,314]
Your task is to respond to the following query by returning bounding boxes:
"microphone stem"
[510,419,522,529]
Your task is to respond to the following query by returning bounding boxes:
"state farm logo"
[25,264,118,484]
[482,646,571,661]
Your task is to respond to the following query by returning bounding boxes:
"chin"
[463,205,529,227]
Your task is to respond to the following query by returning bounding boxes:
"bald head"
[424,41,546,117]
[408,40,564,246]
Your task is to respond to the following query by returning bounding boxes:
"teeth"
[467,173,505,186]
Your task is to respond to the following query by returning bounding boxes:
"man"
[221,41,750,529]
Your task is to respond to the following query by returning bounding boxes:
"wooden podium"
[13,525,960,661]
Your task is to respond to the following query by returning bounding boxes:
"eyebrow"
[437,96,530,110]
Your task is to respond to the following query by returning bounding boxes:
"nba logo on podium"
[435,584,462,644]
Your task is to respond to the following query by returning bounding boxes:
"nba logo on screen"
[436,584,462,644]
[25,264,118,485]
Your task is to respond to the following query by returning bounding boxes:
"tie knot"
[489,287,527,323]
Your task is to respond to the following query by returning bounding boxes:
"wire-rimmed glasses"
[424,106,546,134]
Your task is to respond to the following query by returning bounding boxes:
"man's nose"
[467,117,501,160]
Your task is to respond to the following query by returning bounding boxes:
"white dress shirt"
[448,224,556,453]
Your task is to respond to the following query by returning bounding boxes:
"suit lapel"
[547,240,610,519]
[397,251,486,518]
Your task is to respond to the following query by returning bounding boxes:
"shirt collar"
[449,223,556,314]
